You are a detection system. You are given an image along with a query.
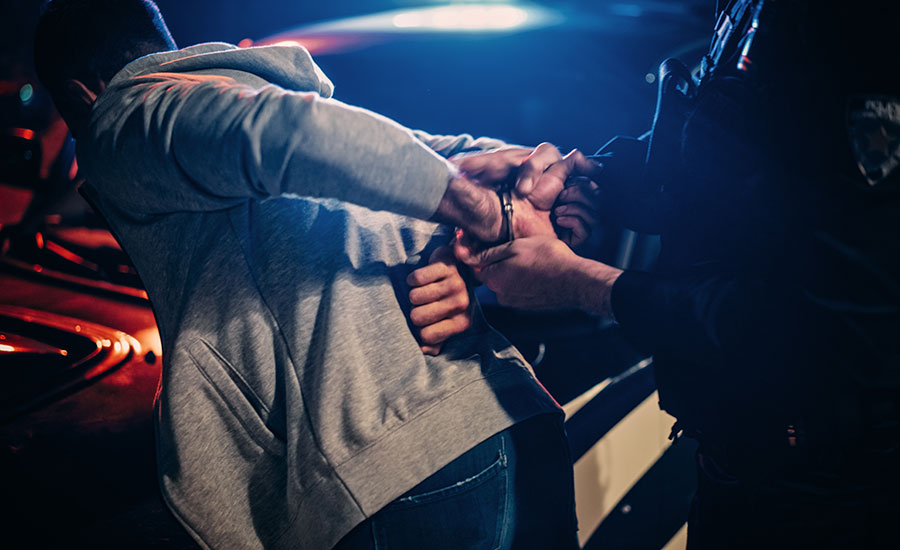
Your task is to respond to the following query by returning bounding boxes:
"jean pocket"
[373,434,509,550]
[188,338,285,456]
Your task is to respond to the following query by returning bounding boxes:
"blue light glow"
[19,84,34,104]
[269,3,561,38]
[392,5,530,31]
[609,4,644,18]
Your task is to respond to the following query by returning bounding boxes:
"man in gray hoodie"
[33,1,579,549]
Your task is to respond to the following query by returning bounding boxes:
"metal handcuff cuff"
[498,183,515,243]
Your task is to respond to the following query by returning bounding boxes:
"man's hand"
[454,146,559,241]
[450,146,534,187]
[454,236,623,317]
[518,149,603,211]
[435,172,556,247]
[433,172,503,242]
[433,143,570,242]
[554,177,603,250]
[452,143,565,194]
[407,245,473,355]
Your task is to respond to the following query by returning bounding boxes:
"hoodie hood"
[109,42,335,98]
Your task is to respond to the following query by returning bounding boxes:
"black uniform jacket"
[605,1,900,471]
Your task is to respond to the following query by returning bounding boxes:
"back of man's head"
[34,0,176,103]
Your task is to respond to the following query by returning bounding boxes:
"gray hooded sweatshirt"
[77,43,560,549]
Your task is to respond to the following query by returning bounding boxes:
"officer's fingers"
[419,313,473,345]
[554,203,600,228]
[531,149,603,208]
[558,179,600,207]
[409,275,466,306]
[454,238,516,269]
[555,214,592,232]
[565,149,604,179]
[555,216,590,248]
[529,150,596,210]
[563,176,599,190]
[516,142,562,196]
[533,151,602,210]
[476,240,520,270]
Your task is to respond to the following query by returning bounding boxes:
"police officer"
[456,1,900,548]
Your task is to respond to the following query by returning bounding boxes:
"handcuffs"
[498,183,515,243]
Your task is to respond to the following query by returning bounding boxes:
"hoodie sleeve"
[411,130,508,157]
[85,71,457,220]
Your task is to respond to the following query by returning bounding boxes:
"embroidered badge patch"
[847,95,900,186]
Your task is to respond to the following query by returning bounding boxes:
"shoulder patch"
[847,95,900,186]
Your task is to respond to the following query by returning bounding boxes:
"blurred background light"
[264,3,560,42]
[392,5,531,31]
[19,84,33,104]
[609,4,644,18]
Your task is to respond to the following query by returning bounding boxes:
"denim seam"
[393,448,507,507]
[491,433,510,550]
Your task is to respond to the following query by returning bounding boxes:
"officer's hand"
[454,236,582,310]
[407,245,473,355]
[554,177,603,250]
[512,192,556,239]
[519,149,603,211]
[454,236,622,316]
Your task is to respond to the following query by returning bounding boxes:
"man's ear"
[63,78,100,107]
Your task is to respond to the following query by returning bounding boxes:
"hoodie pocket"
[188,338,285,456]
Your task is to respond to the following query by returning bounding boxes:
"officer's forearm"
[572,258,623,318]
[609,269,819,367]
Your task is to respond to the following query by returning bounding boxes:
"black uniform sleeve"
[610,269,804,368]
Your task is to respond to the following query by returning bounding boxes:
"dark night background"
[4,0,715,153]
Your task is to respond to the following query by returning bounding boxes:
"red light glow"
[9,128,35,140]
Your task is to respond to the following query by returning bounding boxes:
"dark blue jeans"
[333,413,579,550]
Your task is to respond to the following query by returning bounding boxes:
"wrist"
[436,173,502,242]
[570,258,623,317]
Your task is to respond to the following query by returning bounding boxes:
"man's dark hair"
[33,0,176,97]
